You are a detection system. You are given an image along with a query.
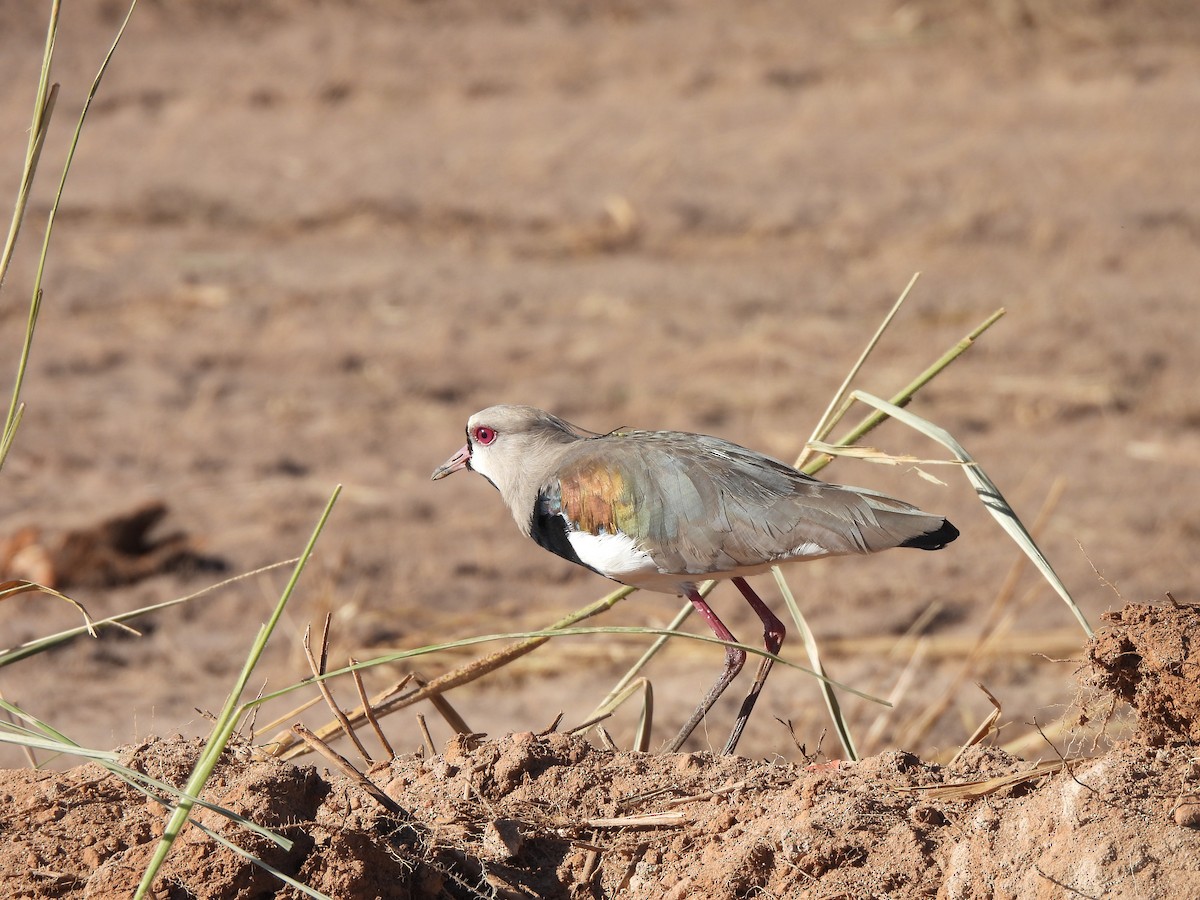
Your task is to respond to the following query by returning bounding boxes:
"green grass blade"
[134,485,341,900]
[0,2,59,294]
[0,559,297,667]
[0,402,24,465]
[0,699,294,849]
[0,693,91,747]
[1,288,41,469]
[799,307,1006,476]
[0,731,120,762]
[189,820,334,900]
[848,390,1092,637]
[802,272,920,463]
[771,566,859,761]
[2,0,138,471]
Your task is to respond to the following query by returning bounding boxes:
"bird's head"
[432,405,586,506]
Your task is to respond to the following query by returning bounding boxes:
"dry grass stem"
[895,479,1067,749]
[290,724,404,817]
[862,637,929,754]
[797,308,1007,477]
[582,812,688,828]
[594,725,619,752]
[349,656,394,760]
[661,780,748,808]
[812,629,1086,661]
[0,580,98,640]
[267,674,414,758]
[276,589,629,760]
[949,684,1003,766]
[893,601,945,656]
[416,714,436,757]
[303,616,372,766]
[799,272,919,468]
[907,759,1068,801]
[273,668,475,761]
[570,677,649,733]
[254,696,324,742]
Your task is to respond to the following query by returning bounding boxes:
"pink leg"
[722,576,786,755]
[663,587,746,753]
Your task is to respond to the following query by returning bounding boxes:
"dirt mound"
[2,602,1199,899]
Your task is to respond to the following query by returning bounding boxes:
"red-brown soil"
[0,2,1198,897]
[2,602,1199,898]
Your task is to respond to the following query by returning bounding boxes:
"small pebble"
[482,818,524,860]
[1173,796,1200,828]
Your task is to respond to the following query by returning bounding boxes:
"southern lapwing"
[432,404,958,755]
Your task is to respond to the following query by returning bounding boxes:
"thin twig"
[799,272,920,468]
[349,657,394,760]
[291,724,405,817]
[416,714,436,758]
[303,616,372,766]
[949,683,1002,766]
[276,587,630,759]
[799,307,1007,475]
[581,812,687,828]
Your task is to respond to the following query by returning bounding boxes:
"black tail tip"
[901,519,959,551]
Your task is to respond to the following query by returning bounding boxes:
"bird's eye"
[473,426,497,445]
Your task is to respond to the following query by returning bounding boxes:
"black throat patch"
[529,508,601,576]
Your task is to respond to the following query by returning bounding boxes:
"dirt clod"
[1174,797,1200,828]
[1088,603,1200,746]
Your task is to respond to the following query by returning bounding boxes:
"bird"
[431,404,958,755]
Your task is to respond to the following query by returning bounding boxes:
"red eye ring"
[473,426,497,445]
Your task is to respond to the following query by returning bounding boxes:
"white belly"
[567,531,659,582]
[566,531,830,596]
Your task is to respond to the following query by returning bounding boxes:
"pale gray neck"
[475,429,580,534]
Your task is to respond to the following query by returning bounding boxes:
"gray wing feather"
[593,431,949,576]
